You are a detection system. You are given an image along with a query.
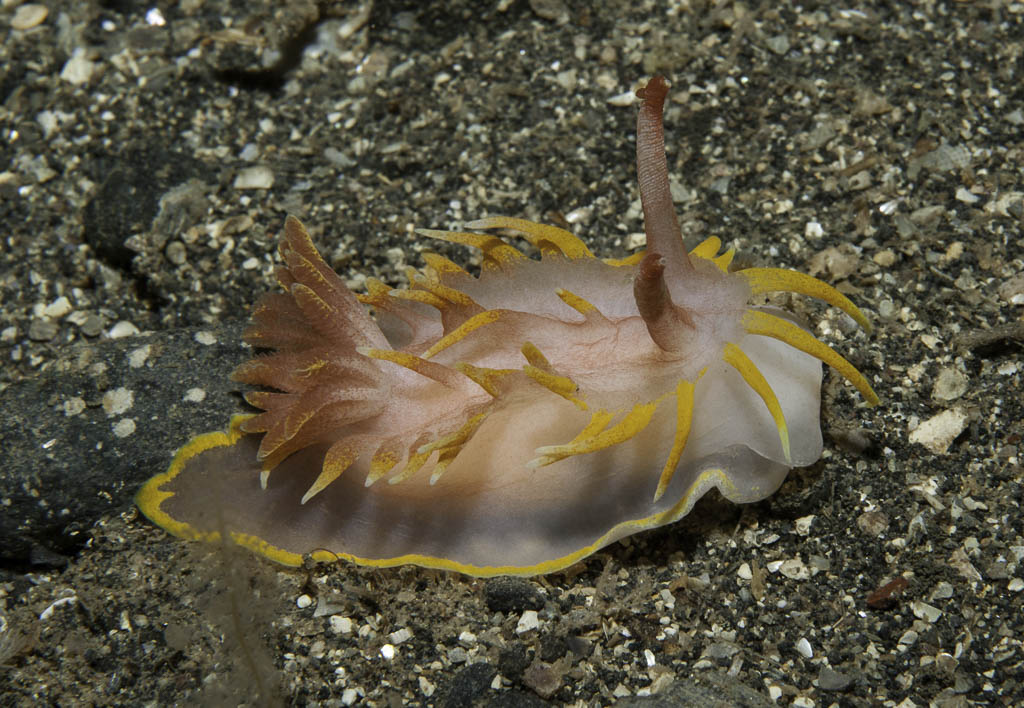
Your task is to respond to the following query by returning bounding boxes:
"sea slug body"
[137,76,878,576]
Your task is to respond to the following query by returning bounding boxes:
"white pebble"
[625,232,647,250]
[794,637,813,659]
[128,344,151,368]
[911,600,943,623]
[234,166,274,190]
[12,4,49,30]
[43,296,72,318]
[108,321,140,338]
[778,558,810,580]
[183,388,207,403]
[330,615,354,635]
[909,408,968,454]
[194,330,217,345]
[102,387,134,417]
[515,609,539,634]
[39,596,78,620]
[112,418,136,438]
[932,368,969,402]
[63,397,86,417]
[388,627,413,644]
[296,594,313,609]
[61,48,97,85]
[607,91,636,106]
[955,186,980,204]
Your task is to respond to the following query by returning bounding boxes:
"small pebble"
[234,166,274,190]
[873,249,897,267]
[998,274,1024,306]
[909,408,968,454]
[61,48,97,85]
[165,241,187,265]
[28,318,59,341]
[112,418,136,438]
[63,397,86,417]
[183,388,207,403]
[330,616,353,635]
[80,313,105,337]
[778,558,810,580]
[516,609,540,634]
[43,296,72,318]
[912,600,943,623]
[102,387,134,416]
[12,4,49,30]
[108,321,140,338]
[795,637,813,659]
[388,628,413,645]
[955,186,980,204]
[766,34,791,55]
[899,629,919,647]
[857,510,889,537]
[932,367,969,401]
[529,0,569,22]
[607,91,636,107]
[818,666,853,692]
[128,345,151,368]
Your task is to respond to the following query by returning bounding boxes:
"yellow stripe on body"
[722,343,791,463]
[527,399,662,468]
[421,309,501,359]
[453,362,515,398]
[356,347,465,388]
[653,379,696,502]
[554,288,601,317]
[523,364,587,410]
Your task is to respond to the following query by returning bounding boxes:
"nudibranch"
[137,76,878,576]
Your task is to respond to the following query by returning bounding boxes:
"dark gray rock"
[0,323,248,565]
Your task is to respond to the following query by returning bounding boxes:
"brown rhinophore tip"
[636,76,692,278]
